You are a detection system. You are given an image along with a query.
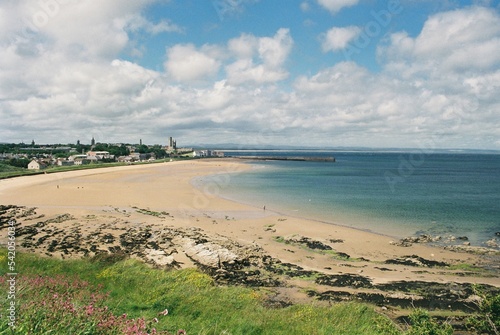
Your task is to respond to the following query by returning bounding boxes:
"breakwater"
[232,156,336,162]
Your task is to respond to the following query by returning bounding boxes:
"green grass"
[0,157,203,180]
[0,163,42,179]
[0,249,401,334]
[0,164,25,173]
[447,263,486,272]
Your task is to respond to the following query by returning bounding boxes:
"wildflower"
[85,304,94,316]
[153,318,159,323]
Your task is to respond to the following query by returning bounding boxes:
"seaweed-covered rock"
[282,235,333,250]
[385,255,448,268]
[315,273,373,289]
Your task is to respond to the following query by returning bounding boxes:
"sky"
[1,0,500,149]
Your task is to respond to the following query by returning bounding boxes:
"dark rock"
[108,246,123,253]
[284,236,333,250]
[315,273,373,289]
[308,281,500,312]
[101,233,115,244]
[385,255,448,268]
[16,226,38,236]
[45,213,74,224]
[393,234,444,247]
[335,252,350,259]
[47,240,58,252]
[35,235,51,247]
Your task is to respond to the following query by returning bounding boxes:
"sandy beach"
[1,159,499,310]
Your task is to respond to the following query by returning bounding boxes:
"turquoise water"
[200,150,500,246]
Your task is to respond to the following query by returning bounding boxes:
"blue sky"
[1,0,500,149]
[135,0,488,73]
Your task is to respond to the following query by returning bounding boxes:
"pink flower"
[86,304,94,316]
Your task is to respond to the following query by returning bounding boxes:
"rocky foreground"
[1,205,500,332]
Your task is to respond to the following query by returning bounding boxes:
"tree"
[107,144,129,157]
[151,145,167,159]
[7,158,30,169]
[93,143,109,151]
[136,145,149,154]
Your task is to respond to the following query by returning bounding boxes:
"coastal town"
[0,137,224,171]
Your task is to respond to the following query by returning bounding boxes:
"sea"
[197,149,500,246]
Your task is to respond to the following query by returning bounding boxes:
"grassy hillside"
[0,250,401,335]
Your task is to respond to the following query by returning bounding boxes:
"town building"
[167,137,177,151]
[86,151,112,160]
[27,160,47,170]
[192,150,225,158]
[56,158,75,166]
[68,154,87,161]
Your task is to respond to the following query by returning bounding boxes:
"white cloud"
[125,15,184,34]
[290,7,500,148]
[380,6,500,76]
[317,0,359,14]
[164,44,221,83]
[0,3,499,149]
[226,28,293,85]
[258,28,293,68]
[321,26,361,52]
[227,33,258,58]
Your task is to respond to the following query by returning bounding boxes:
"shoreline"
[1,158,499,315]
[194,160,499,250]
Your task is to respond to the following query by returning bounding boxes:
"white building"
[69,154,87,161]
[27,160,47,170]
[193,150,211,157]
[86,151,111,160]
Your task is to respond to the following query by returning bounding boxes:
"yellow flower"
[96,268,117,279]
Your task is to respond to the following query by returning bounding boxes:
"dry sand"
[1,159,499,290]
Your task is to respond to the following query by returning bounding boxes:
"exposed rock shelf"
[1,205,499,316]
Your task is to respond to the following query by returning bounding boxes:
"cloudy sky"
[1,0,499,149]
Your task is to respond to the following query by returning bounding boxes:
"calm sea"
[200,150,500,246]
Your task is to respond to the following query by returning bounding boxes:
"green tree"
[107,144,129,156]
[151,145,167,159]
[93,143,109,151]
[136,144,149,154]
[8,158,30,168]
